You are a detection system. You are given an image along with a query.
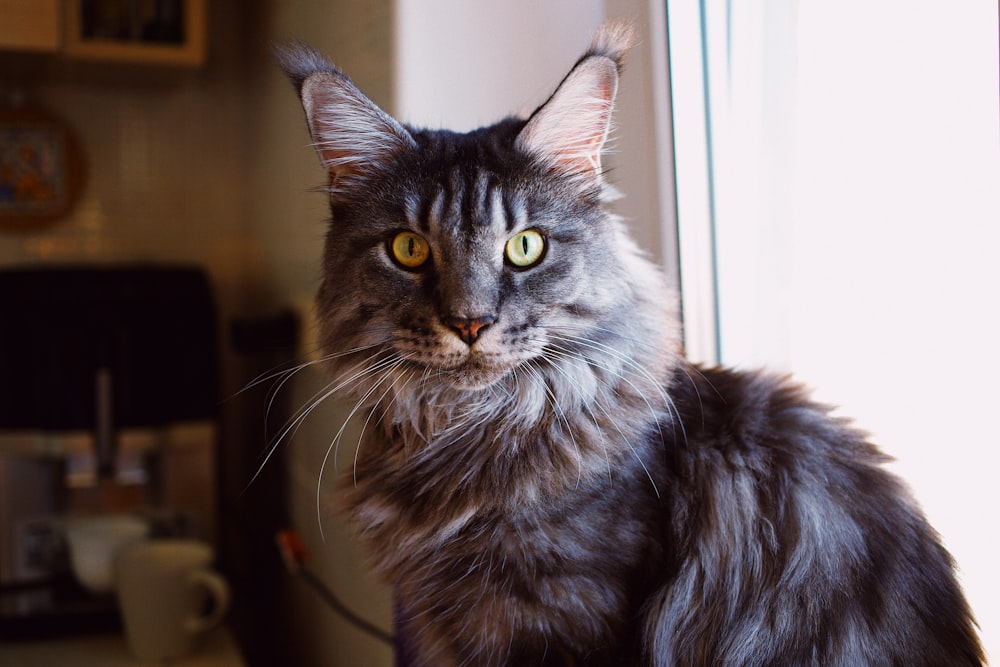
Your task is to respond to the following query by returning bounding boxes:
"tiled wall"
[1,32,261,313]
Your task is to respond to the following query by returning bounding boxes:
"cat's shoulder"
[666,363,887,470]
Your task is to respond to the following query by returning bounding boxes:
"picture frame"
[0,106,83,230]
[62,0,206,67]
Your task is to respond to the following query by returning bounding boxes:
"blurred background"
[0,0,996,665]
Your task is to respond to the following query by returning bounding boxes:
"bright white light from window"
[670,0,1000,659]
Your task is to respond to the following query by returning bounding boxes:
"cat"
[276,21,983,667]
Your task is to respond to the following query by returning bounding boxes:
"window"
[667,1,1000,658]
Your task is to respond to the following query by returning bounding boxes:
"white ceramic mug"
[115,539,230,661]
[65,514,150,593]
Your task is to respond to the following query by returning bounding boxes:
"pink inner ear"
[300,72,415,187]
[515,56,619,182]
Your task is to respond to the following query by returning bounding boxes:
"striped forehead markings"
[463,169,490,228]
[428,188,447,233]
[502,189,528,232]
[408,169,526,235]
[404,192,428,232]
[489,186,506,232]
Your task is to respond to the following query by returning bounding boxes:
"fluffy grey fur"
[276,22,983,666]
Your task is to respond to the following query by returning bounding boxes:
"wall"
[1,3,281,664]
[0,6,257,306]
[2,1,382,662]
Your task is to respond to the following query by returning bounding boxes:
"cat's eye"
[505,229,547,269]
[389,231,431,270]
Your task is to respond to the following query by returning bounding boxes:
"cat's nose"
[444,315,496,346]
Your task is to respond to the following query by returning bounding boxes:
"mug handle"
[184,569,231,634]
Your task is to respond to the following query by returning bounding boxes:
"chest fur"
[350,469,658,662]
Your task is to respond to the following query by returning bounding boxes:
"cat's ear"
[274,42,415,196]
[515,22,634,187]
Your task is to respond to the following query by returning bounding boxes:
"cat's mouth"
[442,361,509,390]
[398,337,526,390]
[416,351,514,390]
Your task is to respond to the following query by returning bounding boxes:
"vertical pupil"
[521,235,530,255]
[408,236,415,257]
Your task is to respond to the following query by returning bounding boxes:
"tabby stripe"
[404,193,425,232]
[444,167,461,229]
[503,190,527,232]
[460,169,488,229]
[488,182,506,232]
[426,188,447,235]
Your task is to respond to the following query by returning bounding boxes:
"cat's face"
[279,24,675,399]
[316,124,628,390]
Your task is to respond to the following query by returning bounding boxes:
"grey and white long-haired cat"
[276,22,983,666]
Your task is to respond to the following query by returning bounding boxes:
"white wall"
[394,0,604,132]
[672,0,1000,660]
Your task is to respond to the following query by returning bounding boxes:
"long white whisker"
[546,330,687,447]
[535,348,614,485]
[544,339,668,446]
[549,331,672,406]
[244,349,397,493]
[521,360,584,488]
[538,343,659,496]
[353,366,410,486]
[236,340,385,397]
[266,355,378,448]
[316,355,409,540]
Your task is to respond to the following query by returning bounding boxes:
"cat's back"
[647,364,983,666]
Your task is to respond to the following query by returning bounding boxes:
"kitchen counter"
[0,627,245,666]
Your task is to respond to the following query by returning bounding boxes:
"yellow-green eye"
[390,231,430,269]
[505,229,547,268]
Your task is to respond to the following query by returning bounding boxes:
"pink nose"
[444,316,495,346]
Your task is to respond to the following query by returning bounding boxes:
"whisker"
[243,348,394,493]
[543,339,669,446]
[521,360,585,488]
[317,355,409,540]
[352,366,411,486]
[537,343,659,496]
[534,349,614,486]
[548,330,672,406]
[545,331,688,447]
[236,340,384,396]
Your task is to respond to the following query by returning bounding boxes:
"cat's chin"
[442,365,508,391]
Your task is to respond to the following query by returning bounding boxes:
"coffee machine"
[0,265,219,638]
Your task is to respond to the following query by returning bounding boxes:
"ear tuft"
[587,20,636,68]
[274,41,415,198]
[515,20,634,187]
[272,40,338,92]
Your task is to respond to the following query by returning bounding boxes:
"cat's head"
[278,22,678,401]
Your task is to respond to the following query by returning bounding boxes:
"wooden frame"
[0,0,61,52]
[62,0,206,67]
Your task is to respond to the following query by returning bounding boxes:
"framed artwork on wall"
[0,105,83,230]
[62,0,206,67]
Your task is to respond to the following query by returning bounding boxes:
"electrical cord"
[275,529,395,646]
